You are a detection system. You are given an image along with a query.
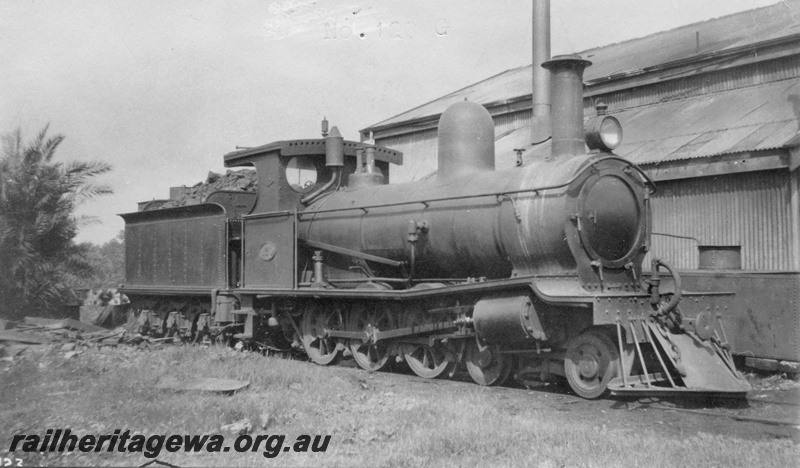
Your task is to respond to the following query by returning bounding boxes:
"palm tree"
[0,126,112,319]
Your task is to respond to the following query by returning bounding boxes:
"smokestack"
[530,0,551,144]
[542,55,591,158]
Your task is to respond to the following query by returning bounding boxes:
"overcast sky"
[0,0,781,244]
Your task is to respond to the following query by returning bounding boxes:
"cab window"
[285,156,317,192]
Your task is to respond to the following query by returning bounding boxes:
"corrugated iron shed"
[364,1,800,158]
[495,77,800,167]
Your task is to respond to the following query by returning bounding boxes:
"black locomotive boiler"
[121,56,750,399]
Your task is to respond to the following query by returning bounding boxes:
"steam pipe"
[301,125,344,204]
[300,168,341,205]
[531,0,551,144]
[654,258,682,315]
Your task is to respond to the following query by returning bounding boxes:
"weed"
[1,346,797,467]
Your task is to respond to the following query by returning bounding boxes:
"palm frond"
[1,128,23,160]
[63,160,112,178]
[0,125,114,318]
[70,183,114,205]
[74,214,101,228]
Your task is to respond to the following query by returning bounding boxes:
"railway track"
[117,314,800,438]
[339,353,800,432]
[647,405,799,428]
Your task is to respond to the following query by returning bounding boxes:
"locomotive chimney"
[530,0,551,144]
[542,55,591,158]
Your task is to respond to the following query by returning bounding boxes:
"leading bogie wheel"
[564,329,620,399]
[465,340,513,386]
[300,305,343,366]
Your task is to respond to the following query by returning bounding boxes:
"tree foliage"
[0,127,112,319]
[74,230,125,289]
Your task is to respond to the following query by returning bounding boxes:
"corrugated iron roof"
[366,1,800,131]
[493,77,800,166]
[618,78,800,163]
[576,1,800,81]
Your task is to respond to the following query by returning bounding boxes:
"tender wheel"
[465,340,512,386]
[564,329,620,399]
[349,304,394,372]
[300,304,343,366]
[401,310,454,379]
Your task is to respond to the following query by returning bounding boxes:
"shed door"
[242,212,295,289]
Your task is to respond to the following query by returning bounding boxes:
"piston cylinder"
[472,293,545,344]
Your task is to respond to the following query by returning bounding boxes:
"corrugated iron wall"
[586,58,800,114]
[379,128,438,181]
[794,167,800,269]
[493,110,530,136]
[648,170,795,271]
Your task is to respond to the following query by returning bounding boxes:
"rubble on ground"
[0,313,179,364]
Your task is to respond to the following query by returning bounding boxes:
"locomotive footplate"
[593,292,751,396]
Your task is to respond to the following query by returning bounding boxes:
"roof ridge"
[575,1,794,57]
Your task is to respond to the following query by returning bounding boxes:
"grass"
[1,345,797,467]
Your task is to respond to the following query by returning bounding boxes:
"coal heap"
[153,169,257,210]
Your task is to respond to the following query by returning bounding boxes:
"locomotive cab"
[221,136,403,290]
[222,138,402,214]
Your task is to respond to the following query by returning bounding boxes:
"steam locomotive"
[120,56,751,399]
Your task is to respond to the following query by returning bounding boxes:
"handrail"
[652,232,699,243]
[297,156,654,218]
